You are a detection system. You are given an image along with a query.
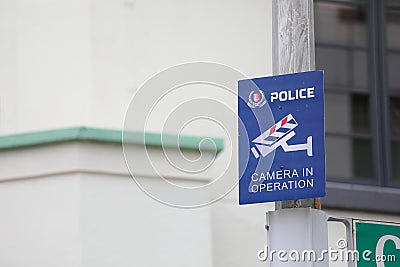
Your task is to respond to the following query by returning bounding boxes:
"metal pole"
[266,3,328,266]
[266,208,329,267]
[272,0,320,210]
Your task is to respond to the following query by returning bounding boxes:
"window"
[315,0,400,189]
[386,2,400,184]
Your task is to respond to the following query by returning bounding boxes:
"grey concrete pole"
[272,0,320,210]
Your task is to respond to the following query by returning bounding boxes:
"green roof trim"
[0,127,224,153]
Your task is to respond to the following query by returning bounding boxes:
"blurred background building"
[316,0,400,211]
[0,0,399,266]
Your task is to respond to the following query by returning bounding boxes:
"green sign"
[355,221,400,267]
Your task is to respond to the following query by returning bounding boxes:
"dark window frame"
[315,0,400,211]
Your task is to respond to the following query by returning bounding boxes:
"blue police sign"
[238,71,325,205]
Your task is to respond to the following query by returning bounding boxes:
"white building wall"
[0,174,81,267]
[0,0,94,133]
[0,2,275,263]
[0,0,272,135]
[0,141,213,267]
[79,173,213,267]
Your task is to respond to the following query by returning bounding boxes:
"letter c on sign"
[375,235,400,267]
